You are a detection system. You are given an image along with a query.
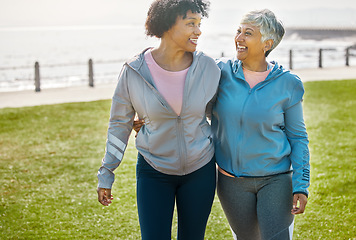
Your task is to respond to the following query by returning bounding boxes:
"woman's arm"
[284,80,310,213]
[97,66,136,205]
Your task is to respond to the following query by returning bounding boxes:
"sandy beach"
[1,66,356,109]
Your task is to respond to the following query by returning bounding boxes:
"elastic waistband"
[218,166,292,179]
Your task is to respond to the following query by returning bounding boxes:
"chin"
[236,54,244,61]
[191,47,197,51]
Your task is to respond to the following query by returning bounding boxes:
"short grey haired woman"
[212,9,310,239]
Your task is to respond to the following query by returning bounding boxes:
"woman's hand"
[97,188,113,206]
[291,193,308,215]
[133,119,145,137]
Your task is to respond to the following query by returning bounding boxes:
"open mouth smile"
[237,45,247,51]
[189,38,198,45]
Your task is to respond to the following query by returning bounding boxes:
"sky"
[0,0,355,28]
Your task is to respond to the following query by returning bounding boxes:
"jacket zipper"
[176,116,187,173]
[237,82,253,177]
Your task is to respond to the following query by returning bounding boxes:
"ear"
[264,39,274,52]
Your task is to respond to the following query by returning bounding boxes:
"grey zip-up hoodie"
[97,48,221,189]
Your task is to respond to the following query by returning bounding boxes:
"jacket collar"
[231,58,289,87]
[124,48,205,96]
[127,48,203,73]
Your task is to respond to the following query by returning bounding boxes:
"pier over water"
[285,27,356,40]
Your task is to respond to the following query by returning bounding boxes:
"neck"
[242,58,268,72]
[151,40,193,71]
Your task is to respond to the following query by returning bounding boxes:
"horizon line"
[1,24,356,31]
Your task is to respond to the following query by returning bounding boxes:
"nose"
[235,32,243,42]
[194,26,201,36]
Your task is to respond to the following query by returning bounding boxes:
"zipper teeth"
[238,90,252,177]
[177,116,186,173]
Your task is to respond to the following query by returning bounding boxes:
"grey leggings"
[217,171,294,240]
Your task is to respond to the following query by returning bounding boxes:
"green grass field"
[1,80,355,239]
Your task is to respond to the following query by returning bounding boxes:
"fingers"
[291,193,308,215]
[133,119,145,137]
[106,189,113,205]
[133,120,145,131]
[97,188,113,206]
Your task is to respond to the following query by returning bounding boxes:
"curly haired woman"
[97,1,220,239]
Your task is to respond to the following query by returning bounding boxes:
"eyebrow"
[238,27,255,31]
[186,16,201,21]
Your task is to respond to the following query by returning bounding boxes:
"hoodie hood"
[230,58,290,87]
[127,48,203,73]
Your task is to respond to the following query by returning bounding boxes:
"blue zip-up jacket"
[212,58,310,196]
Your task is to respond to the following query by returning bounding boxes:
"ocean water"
[0,24,355,92]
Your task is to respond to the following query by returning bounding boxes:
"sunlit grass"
[293,80,356,239]
[1,79,355,239]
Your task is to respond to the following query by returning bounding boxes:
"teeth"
[238,46,246,49]
[190,38,198,44]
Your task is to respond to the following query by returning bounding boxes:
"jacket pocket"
[135,125,150,152]
[200,122,212,142]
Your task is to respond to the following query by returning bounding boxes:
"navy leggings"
[136,153,216,240]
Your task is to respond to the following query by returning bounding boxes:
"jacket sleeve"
[97,65,136,189]
[284,80,310,196]
[206,74,221,120]
[206,92,217,120]
[206,57,221,120]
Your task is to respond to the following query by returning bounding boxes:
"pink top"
[243,64,273,88]
[144,50,189,115]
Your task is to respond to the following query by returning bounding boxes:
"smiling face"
[235,23,271,65]
[164,10,202,52]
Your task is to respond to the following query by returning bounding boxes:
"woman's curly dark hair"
[145,0,210,38]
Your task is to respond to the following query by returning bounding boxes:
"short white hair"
[240,9,285,56]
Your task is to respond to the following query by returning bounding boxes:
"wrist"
[293,191,308,198]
